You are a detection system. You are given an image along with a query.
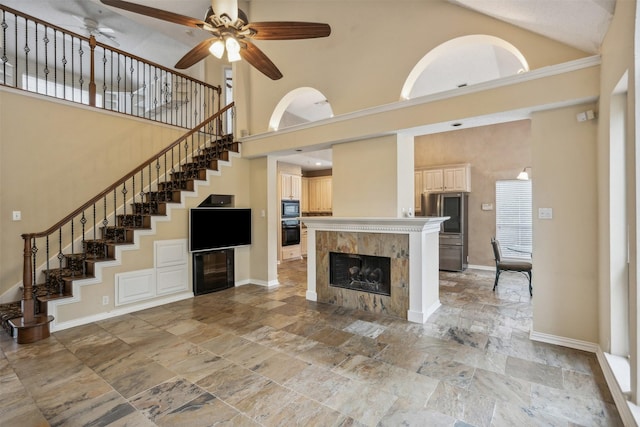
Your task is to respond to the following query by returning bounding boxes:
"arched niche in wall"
[269,87,333,131]
[400,35,529,100]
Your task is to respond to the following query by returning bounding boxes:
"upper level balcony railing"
[0,4,221,129]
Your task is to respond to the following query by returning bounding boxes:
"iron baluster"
[31,238,38,314]
[45,236,50,295]
[80,211,87,275]
[102,196,108,258]
[113,188,117,242]
[57,227,63,295]
[23,16,29,91]
[93,203,96,242]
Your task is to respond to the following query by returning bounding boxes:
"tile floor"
[0,260,623,426]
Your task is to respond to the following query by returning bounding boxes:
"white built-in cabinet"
[281,173,302,200]
[115,239,189,306]
[418,164,471,193]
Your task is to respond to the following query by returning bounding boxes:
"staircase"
[0,104,238,344]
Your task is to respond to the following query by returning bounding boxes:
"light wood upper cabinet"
[417,164,471,193]
[301,177,309,212]
[306,176,332,212]
[281,173,302,200]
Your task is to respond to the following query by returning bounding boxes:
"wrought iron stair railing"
[0,4,221,129]
[11,102,236,343]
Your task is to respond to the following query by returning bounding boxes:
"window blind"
[496,179,532,259]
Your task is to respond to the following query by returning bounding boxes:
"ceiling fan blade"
[247,22,331,40]
[100,0,205,28]
[175,38,216,69]
[240,41,283,80]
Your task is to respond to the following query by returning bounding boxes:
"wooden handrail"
[21,102,234,241]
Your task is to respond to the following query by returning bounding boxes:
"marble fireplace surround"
[301,217,447,323]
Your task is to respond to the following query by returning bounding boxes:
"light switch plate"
[481,203,493,211]
[538,207,553,219]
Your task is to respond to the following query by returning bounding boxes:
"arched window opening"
[269,87,333,131]
[401,35,529,100]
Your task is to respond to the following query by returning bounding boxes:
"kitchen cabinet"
[281,173,302,200]
[305,176,332,213]
[419,164,471,193]
[423,169,444,193]
[301,177,309,212]
[281,244,301,261]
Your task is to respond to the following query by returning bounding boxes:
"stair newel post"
[21,235,35,324]
[89,35,96,107]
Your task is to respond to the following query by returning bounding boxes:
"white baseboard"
[244,279,279,288]
[51,291,194,332]
[529,329,599,352]
[467,264,495,271]
[407,300,441,324]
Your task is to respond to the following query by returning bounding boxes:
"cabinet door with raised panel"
[291,175,302,200]
[301,177,309,212]
[280,173,302,200]
[319,177,332,211]
[423,169,444,192]
[443,166,470,192]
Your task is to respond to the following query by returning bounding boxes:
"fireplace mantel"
[300,216,446,233]
[301,216,448,323]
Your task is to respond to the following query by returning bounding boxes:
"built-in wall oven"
[282,219,301,246]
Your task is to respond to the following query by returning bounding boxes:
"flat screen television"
[189,208,252,252]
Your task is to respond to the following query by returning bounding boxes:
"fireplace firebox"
[329,252,391,296]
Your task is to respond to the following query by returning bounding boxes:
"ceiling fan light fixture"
[225,37,242,62]
[209,39,225,59]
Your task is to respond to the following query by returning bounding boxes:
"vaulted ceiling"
[2,0,616,69]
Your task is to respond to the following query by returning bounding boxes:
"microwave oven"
[282,200,300,218]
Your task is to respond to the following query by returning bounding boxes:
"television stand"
[193,249,234,295]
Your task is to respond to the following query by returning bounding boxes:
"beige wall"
[415,120,532,267]
[241,0,589,135]
[531,103,599,343]
[597,0,637,356]
[333,135,401,217]
[0,90,185,297]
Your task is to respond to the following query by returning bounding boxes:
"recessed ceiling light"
[452,122,463,127]
[315,162,322,166]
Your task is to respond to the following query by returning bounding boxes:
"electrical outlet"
[102,296,109,305]
[12,211,21,221]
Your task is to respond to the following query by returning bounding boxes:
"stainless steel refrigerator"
[421,192,469,271]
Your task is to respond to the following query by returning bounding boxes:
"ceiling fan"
[72,16,119,46]
[99,0,331,80]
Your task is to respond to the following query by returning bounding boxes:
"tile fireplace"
[301,217,448,323]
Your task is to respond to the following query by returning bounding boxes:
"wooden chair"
[491,237,533,296]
